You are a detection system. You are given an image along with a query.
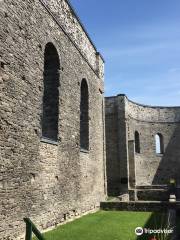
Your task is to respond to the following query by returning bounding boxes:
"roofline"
[66,0,105,63]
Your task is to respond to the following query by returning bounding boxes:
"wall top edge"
[65,0,105,62]
[106,94,180,109]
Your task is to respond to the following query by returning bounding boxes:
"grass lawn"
[33,210,172,240]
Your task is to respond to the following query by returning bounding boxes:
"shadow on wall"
[152,123,180,186]
[105,103,120,196]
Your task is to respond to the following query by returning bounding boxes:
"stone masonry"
[0,0,106,239]
[105,94,180,201]
[1,0,180,239]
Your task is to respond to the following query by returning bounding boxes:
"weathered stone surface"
[0,0,106,239]
[105,94,180,200]
[100,201,177,212]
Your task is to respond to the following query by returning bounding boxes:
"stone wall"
[100,201,177,212]
[105,97,119,195]
[40,0,104,77]
[105,96,129,196]
[125,97,180,187]
[105,94,180,199]
[0,0,106,239]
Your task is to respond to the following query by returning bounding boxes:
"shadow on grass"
[136,211,175,240]
[175,211,180,239]
[32,211,180,240]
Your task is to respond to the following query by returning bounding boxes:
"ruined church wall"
[125,97,180,186]
[105,97,120,195]
[105,96,128,196]
[40,0,104,76]
[105,94,180,197]
[0,1,105,239]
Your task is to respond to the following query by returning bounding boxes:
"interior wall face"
[105,96,128,196]
[105,95,180,196]
[105,97,120,195]
[0,1,105,239]
[126,99,180,187]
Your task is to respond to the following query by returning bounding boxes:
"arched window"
[80,79,89,150]
[42,43,60,141]
[155,133,164,154]
[135,131,140,153]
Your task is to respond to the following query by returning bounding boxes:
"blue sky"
[70,0,180,106]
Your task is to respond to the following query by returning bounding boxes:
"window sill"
[156,153,163,157]
[80,148,89,153]
[41,137,58,145]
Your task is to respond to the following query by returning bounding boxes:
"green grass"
[176,214,180,237]
[33,210,170,240]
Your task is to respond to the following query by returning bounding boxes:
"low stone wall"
[100,201,177,212]
[136,189,169,201]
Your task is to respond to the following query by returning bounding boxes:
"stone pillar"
[117,95,129,196]
[96,52,104,80]
[128,140,137,201]
[128,140,136,188]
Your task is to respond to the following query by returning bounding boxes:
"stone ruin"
[1,1,180,239]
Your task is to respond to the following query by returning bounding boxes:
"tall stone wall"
[105,94,180,199]
[0,1,106,239]
[105,97,119,195]
[105,96,128,196]
[126,97,180,186]
[40,0,104,77]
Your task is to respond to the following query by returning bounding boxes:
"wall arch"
[42,42,60,141]
[155,133,164,154]
[80,79,89,150]
[135,131,140,153]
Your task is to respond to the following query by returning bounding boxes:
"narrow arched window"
[155,133,164,154]
[42,43,60,141]
[80,79,89,150]
[135,131,140,153]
